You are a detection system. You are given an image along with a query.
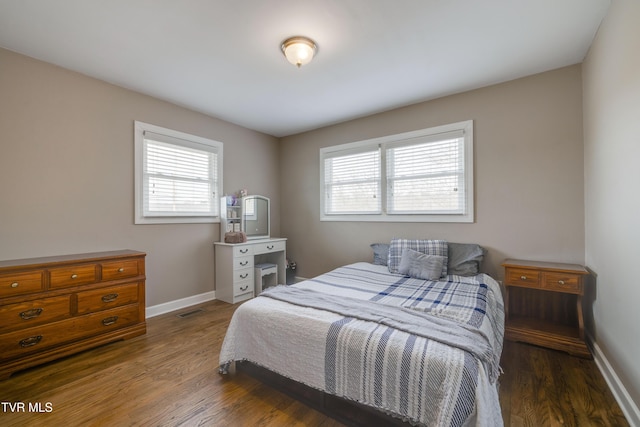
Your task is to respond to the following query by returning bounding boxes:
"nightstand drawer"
[543,272,582,294]
[505,268,540,288]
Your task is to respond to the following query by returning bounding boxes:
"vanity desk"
[214,238,286,304]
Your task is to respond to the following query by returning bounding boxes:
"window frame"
[134,121,223,224]
[320,120,474,223]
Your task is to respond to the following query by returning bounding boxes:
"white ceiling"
[0,0,610,137]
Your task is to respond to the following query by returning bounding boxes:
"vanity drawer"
[102,259,140,281]
[0,295,71,333]
[543,272,582,294]
[233,256,254,270]
[234,268,254,283]
[49,264,98,289]
[0,271,44,298]
[76,283,140,314]
[253,241,285,255]
[233,280,253,297]
[505,268,541,289]
[233,245,254,257]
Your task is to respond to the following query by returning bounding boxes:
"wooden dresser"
[0,250,146,379]
[502,259,591,358]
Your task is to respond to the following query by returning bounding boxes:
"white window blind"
[134,122,223,224]
[386,131,465,214]
[323,147,381,215]
[320,121,473,223]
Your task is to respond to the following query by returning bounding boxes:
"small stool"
[255,263,277,295]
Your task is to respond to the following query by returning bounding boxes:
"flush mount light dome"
[281,36,317,68]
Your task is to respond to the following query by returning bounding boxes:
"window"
[320,120,473,223]
[134,121,223,224]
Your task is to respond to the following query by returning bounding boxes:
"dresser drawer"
[49,264,98,289]
[76,283,140,314]
[543,272,582,294]
[505,268,540,289]
[102,259,140,281]
[0,295,71,333]
[253,241,285,255]
[234,268,254,283]
[0,271,44,298]
[0,304,140,361]
[233,245,254,257]
[234,256,254,270]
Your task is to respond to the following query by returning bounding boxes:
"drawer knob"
[20,308,43,320]
[118,267,125,273]
[10,282,19,288]
[19,335,43,348]
[102,316,119,326]
[71,274,78,279]
[240,273,248,279]
[558,280,565,285]
[267,245,274,250]
[520,275,527,280]
[240,285,248,291]
[102,293,119,303]
[240,249,249,254]
[240,261,248,266]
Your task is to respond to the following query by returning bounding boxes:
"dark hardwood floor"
[0,299,629,426]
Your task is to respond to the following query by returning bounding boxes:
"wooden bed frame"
[237,361,411,426]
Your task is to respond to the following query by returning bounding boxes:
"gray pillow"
[388,238,448,278]
[370,243,390,266]
[447,242,486,276]
[398,249,445,281]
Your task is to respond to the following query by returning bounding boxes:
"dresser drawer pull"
[20,308,43,320]
[239,261,249,266]
[102,316,119,326]
[240,273,249,279]
[20,335,43,348]
[101,293,119,303]
[558,280,565,285]
[10,282,19,288]
[267,245,274,250]
[240,285,249,292]
[118,267,125,273]
[240,249,249,254]
[520,276,527,280]
[71,274,78,279]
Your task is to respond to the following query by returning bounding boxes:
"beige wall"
[583,0,640,413]
[0,48,280,308]
[280,65,585,281]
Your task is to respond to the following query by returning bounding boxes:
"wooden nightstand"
[502,259,591,358]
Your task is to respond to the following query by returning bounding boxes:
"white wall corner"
[146,291,217,318]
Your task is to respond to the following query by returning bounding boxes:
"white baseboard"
[146,291,216,318]
[591,339,640,426]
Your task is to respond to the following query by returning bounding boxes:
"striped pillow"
[388,239,448,278]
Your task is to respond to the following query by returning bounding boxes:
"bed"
[219,240,505,426]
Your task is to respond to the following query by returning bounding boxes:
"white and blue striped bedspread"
[219,262,505,426]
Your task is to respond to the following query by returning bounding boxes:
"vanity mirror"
[220,195,270,241]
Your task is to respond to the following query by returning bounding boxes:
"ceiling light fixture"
[281,36,317,68]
